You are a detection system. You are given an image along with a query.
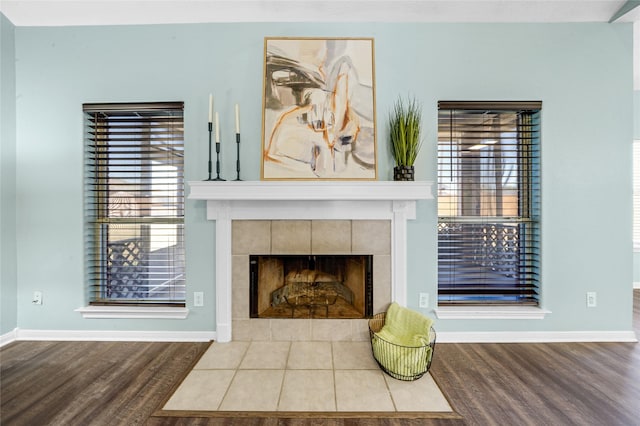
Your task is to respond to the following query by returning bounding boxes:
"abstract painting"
[261,37,377,180]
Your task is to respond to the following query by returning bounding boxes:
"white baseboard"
[437,330,638,343]
[0,329,18,347]
[2,329,216,344]
[3,329,636,345]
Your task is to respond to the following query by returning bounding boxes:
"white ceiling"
[0,0,638,27]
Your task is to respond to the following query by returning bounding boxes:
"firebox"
[249,254,373,319]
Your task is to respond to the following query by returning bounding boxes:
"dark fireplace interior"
[250,255,373,319]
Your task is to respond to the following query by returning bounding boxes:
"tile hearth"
[162,341,452,413]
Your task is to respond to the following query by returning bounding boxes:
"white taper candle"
[215,112,220,142]
[208,94,213,123]
[235,104,240,134]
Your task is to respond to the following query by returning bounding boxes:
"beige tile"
[385,373,452,412]
[311,319,354,341]
[219,370,285,411]
[351,319,371,341]
[233,319,271,341]
[352,220,390,255]
[239,341,290,369]
[278,370,336,411]
[332,341,378,370]
[270,319,311,341]
[232,254,249,284]
[194,342,249,370]
[334,370,395,411]
[287,341,333,369]
[163,369,235,411]
[232,285,250,320]
[271,220,311,254]
[311,220,351,253]
[373,255,391,313]
[232,220,271,255]
[232,255,250,319]
[232,255,249,286]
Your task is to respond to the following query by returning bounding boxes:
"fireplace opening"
[250,255,373,319]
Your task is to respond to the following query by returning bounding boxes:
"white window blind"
[437,101,541,306]
[83,102,186,305]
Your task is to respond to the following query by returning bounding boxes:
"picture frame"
[261,37,377,180]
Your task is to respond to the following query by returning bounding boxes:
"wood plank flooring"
[2,290,639,426]
[1,341,209,426]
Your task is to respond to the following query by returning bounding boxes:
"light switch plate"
[194,292,204,307]
[419,292,429,308]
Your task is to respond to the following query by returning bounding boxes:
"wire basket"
[368,311,436,381]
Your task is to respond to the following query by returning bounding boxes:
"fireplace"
[187,181,434,342]
[250,254,373,319]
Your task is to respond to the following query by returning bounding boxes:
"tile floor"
[163,340,452,413]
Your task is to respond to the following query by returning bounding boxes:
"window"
[437,101,541,306]
[84,102,186,306]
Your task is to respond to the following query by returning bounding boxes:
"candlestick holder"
[204,122,214,181]
[213,140,225,181]
[234,133,242,181]
[204,122,225,181]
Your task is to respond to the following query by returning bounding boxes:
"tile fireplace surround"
[188,181,434,342]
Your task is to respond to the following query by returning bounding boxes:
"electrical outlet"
[32,291,43,305]
[586,291,597,308]
[194,292,204,307]
[419,292,429,308]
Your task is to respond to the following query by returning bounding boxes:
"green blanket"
[371,302,434,380]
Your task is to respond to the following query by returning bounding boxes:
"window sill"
[75,306,189,319]
[434,306,550,320]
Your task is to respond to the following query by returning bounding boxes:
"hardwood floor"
[2,290,639,426]
[0,341,209,426]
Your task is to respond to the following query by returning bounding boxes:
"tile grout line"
[216,342,250,410]
[332,341,339,412]
[382,372,399,412]
[217,369,239,410]
[275,341,292,411]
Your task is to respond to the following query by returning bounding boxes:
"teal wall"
[0,13,18,335]
[635,90,640,140]
[633,89,640,287]
[635,90,640,139]
[9,22,634,334]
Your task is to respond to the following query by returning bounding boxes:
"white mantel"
[188,181,434,342]
[189,181,433,201]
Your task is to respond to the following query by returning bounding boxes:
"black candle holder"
[213,138,225,181]
[204,122,225,181]
[204,122,214,181]
[234,133,242,181]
